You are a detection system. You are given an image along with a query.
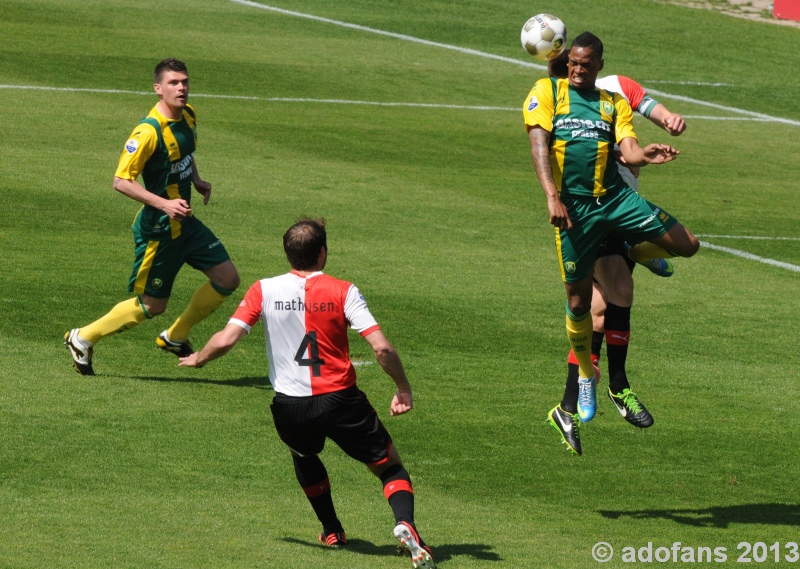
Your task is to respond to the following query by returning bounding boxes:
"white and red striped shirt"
[595,75,658,192]
[595,75,654,114]
[229,271,380,396]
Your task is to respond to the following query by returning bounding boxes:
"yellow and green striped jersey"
[115,104,198,239]
[523,77,637,198]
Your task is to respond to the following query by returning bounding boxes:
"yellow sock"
[628,242,673,263]
[566,309,595,379]
[80,297,148,344]
[166,282,228,341]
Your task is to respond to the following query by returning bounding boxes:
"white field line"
[699,241,800,273]
[0,85,780,119]
[229,0,548,71]
[644,80,735,87]
[0,85,515,111]
[2,85,785,124]
[0,85,785,121]
[696,235,800,241]
[230,0,800,128]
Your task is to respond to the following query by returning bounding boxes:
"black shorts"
[596,232,636,273]
[270,385,392,465]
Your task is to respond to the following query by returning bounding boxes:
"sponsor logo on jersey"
[555,117,611,140]
[170,153,194,175]
[207,239,221,249]
[125,139,139,153]
[528,96,539,111]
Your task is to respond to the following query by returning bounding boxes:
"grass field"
[1,1,799,567]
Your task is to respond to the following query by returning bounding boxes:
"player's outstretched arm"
[363,329,413,416]
[619,137,679,167]
[179,323,247,368]
[648,104,687,136]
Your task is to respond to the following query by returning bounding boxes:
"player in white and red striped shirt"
[179,219,435,568]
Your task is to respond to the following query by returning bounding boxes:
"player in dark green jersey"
[65,58,239,375]
[524,32,700,454]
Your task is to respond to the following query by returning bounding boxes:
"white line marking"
[0,85,783,122]
[678,115,773,122]
[230,0,548,71]
[700,241,800,273]
[0,85,153,96]
[229,1,800,127]
[697,234,800,241]
[644,80,735,87]
[0,85,513,110]
[644,88,800,127]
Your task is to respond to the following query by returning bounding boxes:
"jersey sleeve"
[613,94,638,144]
[228,281,264,333]
[615,76,646,110]
[523,77,556,132]
[616,75,659,118]
[344,285,380,336]
[114,122,159,181]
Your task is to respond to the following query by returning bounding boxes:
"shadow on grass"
[599,504,800,528]
[124,374,272,389]
[281,536,502,563]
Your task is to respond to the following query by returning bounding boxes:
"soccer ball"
[520,14,567,61]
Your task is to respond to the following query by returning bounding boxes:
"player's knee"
[143,300,167,316]
[612,281,634,304]
[686,235,700,257]
[676,235,700,258]
[567,297,591,317]
[213,268,240,293]
[225,271,241,291]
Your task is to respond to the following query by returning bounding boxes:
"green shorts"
[128,217,231,298]
[556,187,678,283]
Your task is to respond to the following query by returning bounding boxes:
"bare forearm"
[648,104,686,136]
[618,138,649,166]
[192,330,238,367]
[113,177,169,209]
[529,129,559,198]
[375,346,412,392]
[179,324,246,369]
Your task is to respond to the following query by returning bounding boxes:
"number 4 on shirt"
[294,331,325,376]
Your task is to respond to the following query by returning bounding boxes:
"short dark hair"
[548,49,569,79]
[571,31,603,60]
[154,58,188,83]
[283,218,327,270]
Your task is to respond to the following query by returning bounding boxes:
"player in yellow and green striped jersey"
[524,32,700,455]
[64,58,240,375]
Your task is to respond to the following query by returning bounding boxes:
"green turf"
[1,0,799,567]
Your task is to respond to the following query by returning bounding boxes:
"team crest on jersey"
[151,278,163,290]
[125,139,139,154]
[528,96,539,111]
[600,100,614,120]
[565,262,576,274]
